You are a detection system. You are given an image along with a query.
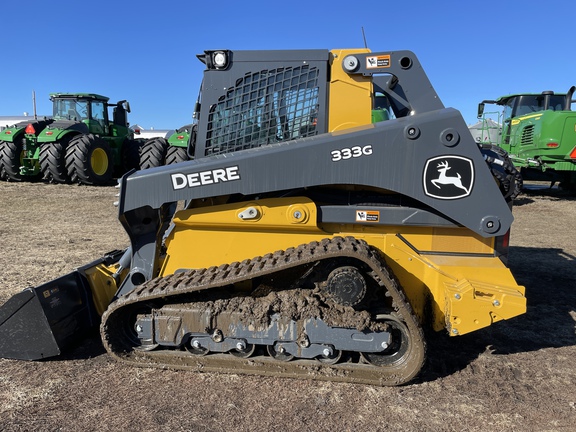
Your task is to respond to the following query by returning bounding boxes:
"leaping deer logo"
[431,160,470,194]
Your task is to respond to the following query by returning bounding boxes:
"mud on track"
[0,181,575,431]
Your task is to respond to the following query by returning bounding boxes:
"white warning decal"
[356,210,380,222]
[366,55,391,69]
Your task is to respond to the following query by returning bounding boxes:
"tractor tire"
[0,141,5,180]
[165,145,189,165]
[482,144,522,201]
[139,137,168,170]
[40,139,70,183]
[0,139,23,181]
[121,139,145,172]
[65,134,114,185]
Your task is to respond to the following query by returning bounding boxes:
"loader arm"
[115,49,512,297]
[116,106,512,297]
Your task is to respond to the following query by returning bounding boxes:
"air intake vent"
[520,125,534,146]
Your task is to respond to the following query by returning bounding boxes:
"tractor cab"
[51,93,111,135]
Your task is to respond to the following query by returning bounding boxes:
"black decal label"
[423,156,474,200]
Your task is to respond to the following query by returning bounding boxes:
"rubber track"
[101,236,426,386]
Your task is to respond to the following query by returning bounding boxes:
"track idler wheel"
[360,314,412,368]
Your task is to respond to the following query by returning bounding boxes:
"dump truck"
[0,48,526,386]
[139,123,192,168]
[0,93,144,185]
[477,87,576,189]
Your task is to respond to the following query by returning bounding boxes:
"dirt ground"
[0,181,575,432]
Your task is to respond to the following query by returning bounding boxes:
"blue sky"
[1,0,574,130]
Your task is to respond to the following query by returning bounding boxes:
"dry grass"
[0,181,575,431]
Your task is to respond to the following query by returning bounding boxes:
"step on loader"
[0,48,525,386]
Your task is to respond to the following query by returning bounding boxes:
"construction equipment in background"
[0,48,526,386]
[0,93,144,185]
[139,123,192,168]
[477,88,576,190]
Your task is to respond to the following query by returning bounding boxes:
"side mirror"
[477,103,485,118]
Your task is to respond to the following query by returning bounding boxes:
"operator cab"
[478,87,576,121]
[501,92,568,120]
[50,93,110,135]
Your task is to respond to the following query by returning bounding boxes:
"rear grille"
[205,65,320,156]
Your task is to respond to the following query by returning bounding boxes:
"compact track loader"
[0,48,526,386]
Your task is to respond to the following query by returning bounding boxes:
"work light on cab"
[212,51,228,68]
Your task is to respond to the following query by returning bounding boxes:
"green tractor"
[139,123,192,169]
[477,87,576,189]
[0,117,54,181]
[0,93,143,185]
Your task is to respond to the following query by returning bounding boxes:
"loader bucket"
[0,271,97,360]
[0,250,126,360]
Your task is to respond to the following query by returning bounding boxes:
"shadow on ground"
[420,244,576,382]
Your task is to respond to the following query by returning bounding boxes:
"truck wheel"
[65,134,114,185]
[40,139,70,183]
[139,138,168,169]
[0,139,23,181]
[165,145,189,165]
